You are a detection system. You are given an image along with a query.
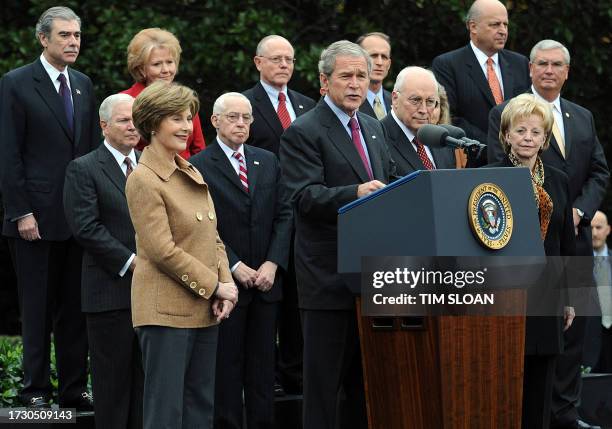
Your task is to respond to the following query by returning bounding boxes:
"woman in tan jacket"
[126,81,238,429]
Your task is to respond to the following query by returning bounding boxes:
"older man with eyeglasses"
[380,66,456,175]
[190,92,293,429]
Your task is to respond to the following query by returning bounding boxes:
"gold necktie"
[373,95,385,120]
[550,105,566,158]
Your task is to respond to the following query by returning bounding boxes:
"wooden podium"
[338,168,545,429]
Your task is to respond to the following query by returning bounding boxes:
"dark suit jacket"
[243,82,315,155]
[279,101,396,310]
[488,157,576,355]
[432,45,530,147]
[0,59,100,240]
[63,145,139,312]
[190,143,292,306]
[359,89,392,119]
[380,113,456,175]
[487,93,609,255]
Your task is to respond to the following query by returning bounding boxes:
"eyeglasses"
[533,60,567,70]
[260,56,296,64]
[400,94,440,109]
[222,112,254,124]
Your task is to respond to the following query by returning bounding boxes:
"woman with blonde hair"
[120,28,205,159]
[488,93,575,429]
[126,81,238,428]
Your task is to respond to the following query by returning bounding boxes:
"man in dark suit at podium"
[488,39,609,429]
[0,6,99,409]
[381,66,456,175]
[243,35,315,395]
[63,94,143,429]
[432,0,530,158]
[280,40,395,429]
[356,32,392,120]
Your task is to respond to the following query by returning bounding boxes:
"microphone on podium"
[417,124,485,151]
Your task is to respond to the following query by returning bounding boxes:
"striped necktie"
[233,151,249,192]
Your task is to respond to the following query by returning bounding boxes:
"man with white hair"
[190,92,292,429]
[381,66,456,175]
[63,93,143,428]
[280,40,396,429]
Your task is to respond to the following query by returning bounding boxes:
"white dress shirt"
[470,41,505,97]
[390,110,437,168]
[260,80,297,122]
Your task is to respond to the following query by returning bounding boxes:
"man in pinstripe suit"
[63,93,143,429]
[190,92,292,429]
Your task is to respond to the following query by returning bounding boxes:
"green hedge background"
[1,0,611,207]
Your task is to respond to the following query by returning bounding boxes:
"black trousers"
[595,325,612,372]
[551,316,587,426]
[523,354,556,429]
[8,238,88,403]
[87,310,143,429]
[137,324,218,429]
[276,245,303,392]
[214,298,278,429]
[301,309,367,429]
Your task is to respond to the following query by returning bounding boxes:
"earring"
[151,131,156,135]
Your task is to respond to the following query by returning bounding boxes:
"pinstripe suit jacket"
[190,142,293,306]
[63,144,139,312]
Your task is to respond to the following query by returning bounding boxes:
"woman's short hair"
[499,94,553,154]
[437,84,451,125]
[126,28,182,83]
[132,81,199,142]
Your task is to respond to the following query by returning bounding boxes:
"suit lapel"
[98,145,127,195]
[69,69,82,147]
[559,98,573,158]
[253,82,284,139]
[463,46,496,107]
[384,116,424,171]
[498,51,515,102]
[383,90,392,112]
[32,60,73,141]
[359,98,376,118]
[288,90,307,118]
[209,144,249,195]
[320,104,370,182]
[244,145,259,195]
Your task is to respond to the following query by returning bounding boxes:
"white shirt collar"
[595,244,609,257]
[40,54,70,87]
[470,41,499,67]
[103,140,136,168]
[391,109,416,142]
[260,80,288,102]
[366,87,385,106]
[216,137,245,159]
[531,85,562,112]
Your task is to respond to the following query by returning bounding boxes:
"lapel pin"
[299,105,303,109]
[76,89,81,95]
[372,135,377,139]
[565,112,570,118]
[254,161,260,165]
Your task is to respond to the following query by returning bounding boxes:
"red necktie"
[486,57,503,105]
[277,92,292,130]
[233,152,249,192]
[348,117,373,180]
[124,157,133,177]
[413,138,434,170]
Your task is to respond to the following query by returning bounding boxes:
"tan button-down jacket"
[126,145,232,328]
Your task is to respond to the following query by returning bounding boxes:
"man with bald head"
[432,0,530,163]
[381,66,455,175]
[243,35,315,396]
[357,32,392,119]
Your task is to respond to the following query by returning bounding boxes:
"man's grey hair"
[393,66,439,93]
[318,40,372,76]
[212,92,252,115]
[99,94,134,122]
[530,39,571,65]
[256,35,293,56]
[35,6,81,40]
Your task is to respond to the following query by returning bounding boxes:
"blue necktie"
[57,74,74,132]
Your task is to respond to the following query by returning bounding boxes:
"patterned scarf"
[508,152,553,241]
